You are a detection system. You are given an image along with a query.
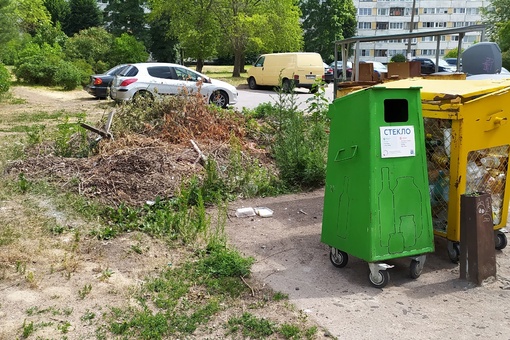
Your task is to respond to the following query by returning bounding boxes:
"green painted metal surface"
[321,87,434,262]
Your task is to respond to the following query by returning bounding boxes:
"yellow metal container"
[379,78,510,261]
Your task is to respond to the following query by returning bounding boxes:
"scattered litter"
[254,207,273,218]
[146,200,156,206]
[235,207,256,218]
[235,207,273,218]
[298,209,308,215]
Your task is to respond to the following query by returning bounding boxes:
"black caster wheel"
[410,259,424,279]
[495,231,508,250]
[329,248,348,268]
[447,241,460,263]
[369,270,390,288]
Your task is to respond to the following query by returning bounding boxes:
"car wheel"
[248,77,257,90]
[281,79,292,93]
[133,90,153,102]
[210,90,228,108]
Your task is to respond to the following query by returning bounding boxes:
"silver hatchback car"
[110,62,238,108]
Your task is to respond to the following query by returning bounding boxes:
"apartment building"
[353,0,486,62]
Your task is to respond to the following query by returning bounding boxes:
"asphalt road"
[234,83,335,111]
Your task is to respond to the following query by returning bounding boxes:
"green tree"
[43,0,70,26]
[104,0,149,45]
[150,0,219,72]
[444,47,464,58]
[64,0,102,36]
[482,0,510,40]
[146,15,179,62]
[110,33,149,65]
[0,0,16,47]
[215,0,303,77]
[63,27,113,72]
[11,0,52,35]
[299,0,357,63]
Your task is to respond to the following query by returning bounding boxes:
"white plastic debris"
[235,207,256,218]
[254,207,273,218]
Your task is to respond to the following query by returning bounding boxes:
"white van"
[247,52,324,92]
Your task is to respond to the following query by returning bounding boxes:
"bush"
[110,33,149,66]
[0,63,10,94]
[71,59,95,86]
[390,54,406,62]
[263,81,329,189]
[54,61,81,90]
[14,42,64,85]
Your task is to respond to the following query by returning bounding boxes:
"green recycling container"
[321,86,434,286]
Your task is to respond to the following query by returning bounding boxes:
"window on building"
[451,35,459,41]
[376,22,389,29]
[375,49,388,57]
[463,35,478,43]
[390,7,404,15]
[466,8,479,14]
[404,22,418,30]
[404,8,418,15]
[377,8,389,15]
[452,22,466,28]
[435,22,447,28]
[423,8,435,14]
[453,8,466,14]
[358,8,372,15]
[437,8,448,14]
[388,49,406,56]
[421,49,435,56]
[423,22,434,28]
[360,50,371,56]
[358,22,372,29]
[390,22,404,29]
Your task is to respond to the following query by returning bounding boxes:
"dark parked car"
[412,58,454,74]
[323,62,334,83]
[85,64,128,99]
[330,61,353,79]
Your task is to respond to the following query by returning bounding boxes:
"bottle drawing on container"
[391,176,423,253]
[378,167,394,251]
[335,176,350,239]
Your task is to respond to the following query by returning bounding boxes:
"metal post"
[456,33,464,71]
[406,0,416,59]
[435,36,440,73]
[334,42,338,100]
[459,192,497,285]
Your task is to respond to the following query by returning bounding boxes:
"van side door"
[250,56,266,85]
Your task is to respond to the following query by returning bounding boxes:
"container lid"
[376,78,510,102]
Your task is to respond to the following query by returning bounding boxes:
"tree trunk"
[240,54,246,73]
[196,59,204,73]
[232,50,242,77]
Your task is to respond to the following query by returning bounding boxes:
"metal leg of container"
[409,254,427,279]
[368,262,394,288]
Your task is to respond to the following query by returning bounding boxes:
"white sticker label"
[379,125,416,158]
